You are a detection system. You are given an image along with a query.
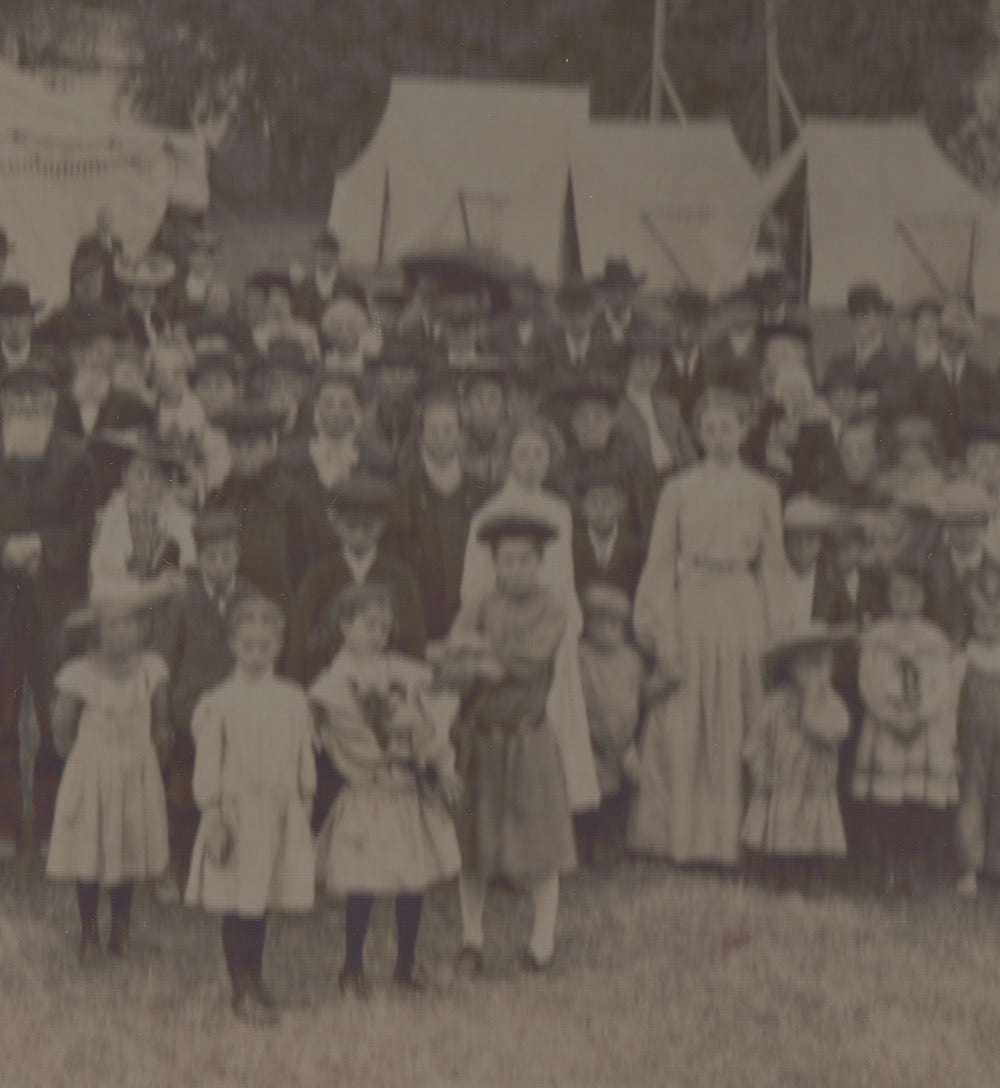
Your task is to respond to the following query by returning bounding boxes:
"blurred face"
[375,364,417,404]
[871,508,909,566]
[973,605,1000,644]
[605,286,633,316]
[265,370,306,421]
[888,571,925,620]
[0,312,33,352]
[198,537,240,588]
[494,537,542,598]
[230,619,281,677]
[445,319,477,353]
[826,383,859,422]
[98,613,142,660]
[331,512,384,556]
[421,402,461,464]
[852,310,883,346]
[675,319,698,351]
[245,285,267,326]
[763,337,808,384]
[564,306,593,340]
[340,603,391,657]
[895,442,934,474]
[913,310,939,348]
[570,399,614,451]
[265,287,292,321]
[123,456,167,507]
[628,351,662,392]
[727,324,756,357]
[508,430,551,489]
[227,432,276,477]
[790,645,833,689]
[189,249,213,278]
[316,246,339,277]
[464,379,505,435]
[946,520,986,556]
[839,425,878,485]
[73,266,105,305]
[111,356,147,400]
[698,404,744,464]
[785,530,822,575]
[194,369,237,417]
[71,344,113,405]
[967,440,1000,496]
[581,485,625,537]
[1,384,56,458]
[836,534,865,575]
[585,614,626,651]
[153,349,189,404]
[940,328,964,358]
[314,381,359,440]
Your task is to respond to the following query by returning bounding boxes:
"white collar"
[202,574,236,603]
[941,352,967,383]
[587,523,619,561]
[315,267,338,298]
[421,450,463,495]
[2,341,31,368]
[566,330,591,361]
[343,545,377,584]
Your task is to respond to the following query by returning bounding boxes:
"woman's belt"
[688,557,752,574]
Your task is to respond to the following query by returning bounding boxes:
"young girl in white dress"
[460,416,600,817]
[630,386,784,866]
[47,583,174,962]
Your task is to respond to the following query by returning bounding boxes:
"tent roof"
[330,75,590,281]
[757,119,1000,310]
[568,120,761,293]
[0,61,208,212]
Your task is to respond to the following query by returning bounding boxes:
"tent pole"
[895,219,949,298]
[649,0,688,124]
[966,218,979,305]
[458,188,473,246]
[376,167,389,267]
[640,209,692,286]
[765,0,782,164]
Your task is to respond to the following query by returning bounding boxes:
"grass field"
[2,857,997,1088]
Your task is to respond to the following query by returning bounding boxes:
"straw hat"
[64,578,180,632]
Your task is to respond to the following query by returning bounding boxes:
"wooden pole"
[765,0,782,165]
[650,0,667,122]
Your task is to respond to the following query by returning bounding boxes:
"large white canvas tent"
[568,120,762,294]
[0,60,209,310]
[755,119,1000,313]
[329,76,591,283]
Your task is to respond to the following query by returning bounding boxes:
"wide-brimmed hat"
[185,226,221,254]
[847,281,892,318]
[89,426,188,470]
[596,258,646,293]
[314,228,342,254]
[763,621,856,670]
[783,494,842,535]
[192,508,242,547]
[114,251,176,291]
[64,578,181,632]
[246,269,293,296]
[580,581,632,622]
[213,402,288,438]
[556,275,595,313]
[939,298,982,345]
[758,318,812,349]
[476,511,559,548]
[328,473,395,518]
[558,370,622,409]
[313,364,366,400]
[0,281,44,317]
[574,460,627,500]
[0,355,58,394]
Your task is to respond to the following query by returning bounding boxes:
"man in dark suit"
[484,267,550,360]
[703,292,762,399]
[910,298,1000,459]
[292,228,366,328]
[571,463,645,601]
[824,282,912,421]
[0,359,96,850]
[164,227,222,329]
[77,207,124,303]
[116,251,176,351]
[657,287,709,426]
[592,258,645,350]
[0,282,44,379]
[0,228,10,282]
[539,276,613,384]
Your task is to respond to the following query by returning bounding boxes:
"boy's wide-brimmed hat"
[847,281,892,318]
[476,510,559,548]
[185,226,222,254]
[758,317,813,349]
[0,281,44,317]
[212,401,287,438]
[763,621,856,670]
[114,251,176,291]
[931,476,996,524]
[192,508,242,547]
[328,473,395,517]
[64,578,181,632]
[557,369,622,408]
[595,257,647,292]
[580,581,632,622]
[89,426,188,470]
[0,355,58,393]
[575,460,627,500]
[314,228,342,253]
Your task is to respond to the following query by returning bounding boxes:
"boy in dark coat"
[284,473,425,686]
[208,402,310,617]
[392,384,487,641]
[458,363,511,492]
[155,509,260,892]
[571,463,645,601]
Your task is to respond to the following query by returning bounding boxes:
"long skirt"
[628,568,765,865]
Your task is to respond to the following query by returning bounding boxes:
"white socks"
[458,870,560,964]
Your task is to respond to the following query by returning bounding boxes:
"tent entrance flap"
[894,212,978,302]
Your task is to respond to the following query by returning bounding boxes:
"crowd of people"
[1,212,999,1026]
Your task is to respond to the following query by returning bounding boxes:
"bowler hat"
[596,258,646,293]
[556,275,595,313]
[763,621,855,671]
[0,281,43,317]
[212,402,287,438]
[114,251,176,291]
[847,281,892,318]
[315,229,342,253]
[192,508,242,547]
[580,582,632,622]
[328,473,394,516]
[89,426,188,470]
[476,511,559,548]
[0,355,57,393]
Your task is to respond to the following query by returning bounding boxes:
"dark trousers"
[576,791,630,866]
[76,882,134,925]
[164,732,199,888]
[221,913,268,993]
[344,893,422,972]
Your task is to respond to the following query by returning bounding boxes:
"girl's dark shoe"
[78,922,101,965]
[519,947,553,973]
[108,917,129,957]
[454,945,484,978]
[338,964,369,1000]
[392,961,431,993]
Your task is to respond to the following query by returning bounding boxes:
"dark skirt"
[456,719,576,882]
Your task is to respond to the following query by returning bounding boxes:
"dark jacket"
[657,347,708,427]
[284,547,426,685]
[910,360,1000,459]
[571,517,645,601]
